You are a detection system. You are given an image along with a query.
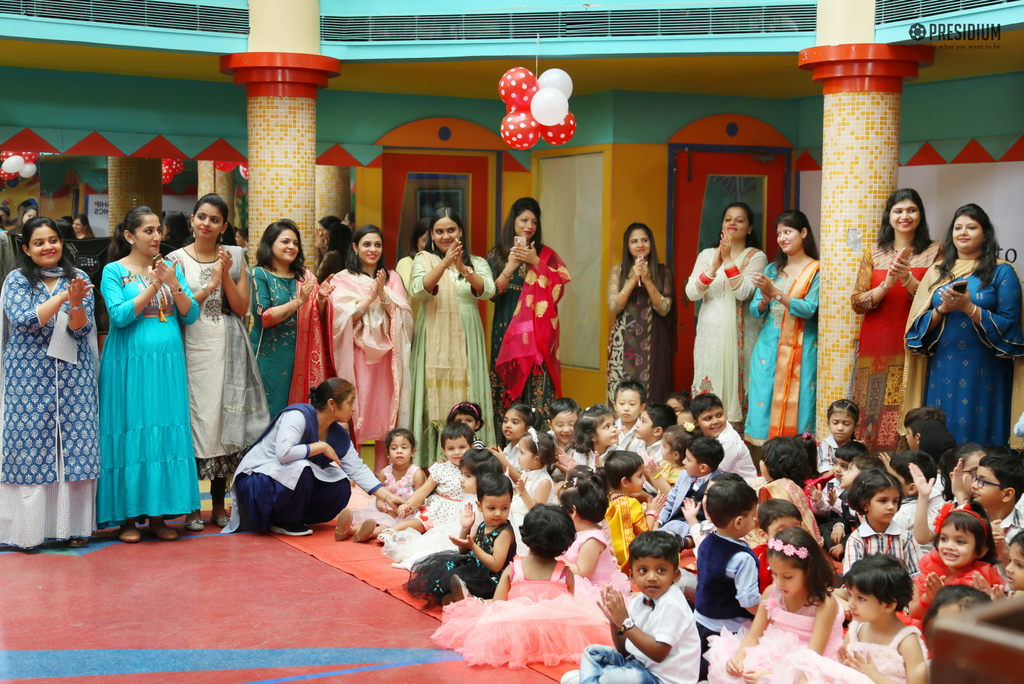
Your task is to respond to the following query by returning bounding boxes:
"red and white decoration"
[161,158,184,184]
[0,151,40,180]
[497,67,576,150]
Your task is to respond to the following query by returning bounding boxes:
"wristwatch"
[618,617,636,637]
[773,293,783,302]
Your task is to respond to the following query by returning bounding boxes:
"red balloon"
[500,110,540,150]
[239,163,249,180]
[539,112,577,146]
[20,152,40,165]
[498,67,538,109]
[161,171,174,184]
[214,161,238,173]
[0,151,14,162]
[0,170,17,180]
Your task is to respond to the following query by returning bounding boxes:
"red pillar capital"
[798,44,934,95]
[220,52,341,99]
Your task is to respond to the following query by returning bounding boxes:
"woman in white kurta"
[686,202,767,426]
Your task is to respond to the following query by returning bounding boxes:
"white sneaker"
[560,670,580,684]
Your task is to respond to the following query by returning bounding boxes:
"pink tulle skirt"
[571,572,633,604]
[707,624,814,684]
[432,594,613,670]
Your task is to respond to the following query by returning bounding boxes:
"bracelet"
[69,303,84,312]
[697,270,714,286]
[724,265,740,279]
[971,304,979,318]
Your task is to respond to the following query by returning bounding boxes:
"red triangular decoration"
[365,154,383,169]
[0,128,60,154]
[317,144,362,167]
[503,153,529,173]
[81,184,100,194]
[794,151,821,172]
[193,139,247,162]
[1000,136,1024,162]
[131,135,187,159]
[904,142,947,166]
[65,132,125,157]
[950,139,996,164]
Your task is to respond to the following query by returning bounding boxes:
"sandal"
[353,519,377,543]
[184,518,205,532]
[149,520,179,541]
[212,516,231,528]
[119,525,141,544]
[335,509,354,541]
[67,538,88,548]
[377,529,395,543]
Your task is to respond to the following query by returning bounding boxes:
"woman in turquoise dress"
[903,204,1024,447]
[745,211,821,445]
[250,220,333,418]
[410,207,496,466]
[97,206,200,543]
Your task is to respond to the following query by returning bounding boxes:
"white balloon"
[2,155,25,174]
[19,163,36,178]
[538,68,573,98]
[531,87,569,126]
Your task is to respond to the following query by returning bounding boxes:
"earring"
[128,240,134,245]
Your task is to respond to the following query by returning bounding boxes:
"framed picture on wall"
[417,188,463,219]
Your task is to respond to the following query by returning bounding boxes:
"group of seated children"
[334,381,1024,682]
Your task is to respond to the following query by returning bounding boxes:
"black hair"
[256,219,306,279]
[439,421,475,451]
[319,215,341,230]
[193,193,229,224]
[688,392,724,421]
[794,433,819,480]
[343,211,355,225]
[704,478,758,528]
[521,430,557,474]
[938,203,999,287]
[711,472,747,485]
[384,427,416,452]
[628,531,680,569]
[666,392,691,410]
[718,202,762,250]
[408,215,431,256]
[162,211,191,243]
[55,218,75,242]
[108,206,160,261]
[889,450,938,488]
[1009,531,1024,558]
[772,210,819,271]
[933,501,996,564]
[549,397,580,420]
[345,224,388,278]
[827,398,860,425]
[876,188,933,255]
[18,217,77,284]
[835,440,869,464]
[847,470,902,516]
[757,499,803,533]
[520,505,576,559]
[505,403,541,430]
[570,404,616,454]
[493,197,544,272]
[843,554,914,612]
[921,585,991,643]
[618,223,666,294]
[560,474,609,524]
[426,207,472,270]
[614,377,647,405]
[308,377,354,410]
[74,213,94,237]
[851,453,886,473]
[461,449,503,478]
[904,406,947,433]
[661,424,695,468]
[767,527,836,605]
[447,401,485,428]
[688,435,725,471]
[977,453,1024,504]
[918,420,957,465]
[762,436,810,484]
[327,219,353,255]
[0,205,9,218]
[599,451,644,492]
[983,444,1013,458]
[645,403,676,432]
[939,443,984,502]
[477,471,515,500]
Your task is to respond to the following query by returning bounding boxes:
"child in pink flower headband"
[705,527,844,684]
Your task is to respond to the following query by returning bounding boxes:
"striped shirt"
[844,520,921,577]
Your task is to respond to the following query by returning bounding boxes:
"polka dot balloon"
[500,110,540,150]
[498,67,538,111]
[539,112,577,146]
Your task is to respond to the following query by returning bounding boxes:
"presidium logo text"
[909,22,1002,42]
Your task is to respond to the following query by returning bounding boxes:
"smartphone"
[514,236,526,248]
[952,281,968,294]
[898,247,912,261]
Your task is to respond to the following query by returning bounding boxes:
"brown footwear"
[149,520,178,541]
[335,509,354,541]
[67,538,88,548]
[353,519,377,543]
[119,525,141,543]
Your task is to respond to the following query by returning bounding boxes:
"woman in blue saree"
[903,204,1024,448]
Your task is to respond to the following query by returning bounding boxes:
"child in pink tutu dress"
[706,528,844,684]
[432,505,611,670]
[342,428,425,542]
[559,469,632,600]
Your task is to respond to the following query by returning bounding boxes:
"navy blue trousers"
[235,463,351,531]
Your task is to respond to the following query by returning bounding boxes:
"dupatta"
[768,260,820,440]
[288,269,328,406]
[417,252,470,422]
[494,246,571,407]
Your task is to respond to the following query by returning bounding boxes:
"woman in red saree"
[488,198,571,434]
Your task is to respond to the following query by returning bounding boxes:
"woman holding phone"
[903,204,1024,446]
[850,189,940,452]
[487,198,570,431]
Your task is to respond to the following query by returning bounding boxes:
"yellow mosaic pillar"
[799,45,933,435]
[214,167,236,223]
[197,160,215,199]
[315,165,351,221]
[107,157,162,228]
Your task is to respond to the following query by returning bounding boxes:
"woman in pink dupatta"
[327,225,413,469]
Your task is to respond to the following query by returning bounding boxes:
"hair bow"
[527,426,539,441]
[932,501,986,535]
[801,432,812,440]
[767,536,809,559]
[683,422,696,433]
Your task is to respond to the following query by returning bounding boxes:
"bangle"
[697,270,713,286]
[971,304,979,318]
[69,303,84,312]
[724,265,740,279]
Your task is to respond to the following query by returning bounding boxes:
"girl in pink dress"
[558,469,632,600]
[706,527,844,684]
[342,428,425,542]
[432,505,611,669]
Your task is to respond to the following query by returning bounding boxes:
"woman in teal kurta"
[409,207,496,466]
[97,207,200,542]
[744,211,821,445]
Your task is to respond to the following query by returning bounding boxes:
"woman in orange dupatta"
[744,211,821,446]
[488,198,571,428]
[249,220,332,418]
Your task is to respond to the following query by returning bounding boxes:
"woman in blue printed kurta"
[903,204,1024,447]
[96,207,200,543]
[0,218,99,548]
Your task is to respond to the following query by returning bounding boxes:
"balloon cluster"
[214,161,239,173]
[161,158,184,185]
[0,151,40,180]
[498,67,576,150]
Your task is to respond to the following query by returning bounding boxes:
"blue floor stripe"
[0,648,461,679]
[235,658,451,684]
